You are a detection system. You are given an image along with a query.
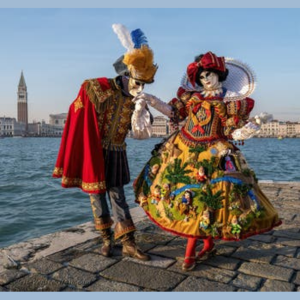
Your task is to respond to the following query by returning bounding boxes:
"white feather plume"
[112,24,134,52]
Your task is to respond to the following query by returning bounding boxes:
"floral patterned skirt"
[134,131,281,240]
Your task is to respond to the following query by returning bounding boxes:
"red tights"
[184,236,214,263]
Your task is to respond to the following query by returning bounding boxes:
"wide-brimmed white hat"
[180,57,256,102]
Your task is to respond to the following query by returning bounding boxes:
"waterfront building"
[259,120,300,137]
[37,120,64,136]
[49,113,67,127]
[152,116,169,137]
[0,117,26,136]
[260,120,279,137]
[17,71,28,132]
[28,122,40,136]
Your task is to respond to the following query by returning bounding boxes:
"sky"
[0,8,300,122]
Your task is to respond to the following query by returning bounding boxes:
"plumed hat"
[112,24,158,83]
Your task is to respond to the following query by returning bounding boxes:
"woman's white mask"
[199,71,219,90]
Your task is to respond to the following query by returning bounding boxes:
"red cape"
[53,78,108,194]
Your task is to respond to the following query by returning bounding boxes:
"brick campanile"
[17,71,28,132]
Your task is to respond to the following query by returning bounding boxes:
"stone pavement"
[1,181,300,292]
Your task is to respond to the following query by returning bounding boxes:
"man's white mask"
[199,71,219,90]
[128,78,145,97]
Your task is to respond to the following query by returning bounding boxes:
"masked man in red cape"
[53,25,158,260]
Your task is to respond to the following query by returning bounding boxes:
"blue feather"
[131,29,148,49]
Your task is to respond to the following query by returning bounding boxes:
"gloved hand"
[135,93,159,106]
[136,93,173,118]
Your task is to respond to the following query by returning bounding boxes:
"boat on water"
[278,136,284,140]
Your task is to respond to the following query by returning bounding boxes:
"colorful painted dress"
[134,87,281,240]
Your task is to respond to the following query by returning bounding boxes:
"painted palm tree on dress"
[199,184,224,211]
[165,158,192,186]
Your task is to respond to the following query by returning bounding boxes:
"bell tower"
[17,71,28,132]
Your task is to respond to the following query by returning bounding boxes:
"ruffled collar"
[200,83,223,98]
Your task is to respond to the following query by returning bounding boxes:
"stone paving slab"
[231,246,275,264]
[6,274,66,291]
[51,266,97,288]
[166,237,187,247]
[260,279,296,291]
[248,234,275,243]
[238,261,294,282]
[214,244,237,257]
[231,273,263,291]
[0,269,27,285]
[273,255,300,271]
[174,276,236,291]
[273,230,300,240]
[100,260,186,291]
[276,237,300,248]
[73,237,102,251]
[23,258,64,275]
[69,253,117,273]
[123,253,176,268]
[86,277,141,291]
[273,245,298,258]
[202,255,241,271]
[294,271,300,285]
[148,244,186,259]
[168,261,236,284]
[47,248,86,263]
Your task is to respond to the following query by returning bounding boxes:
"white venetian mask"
[199,71,220,90]
[128,78,145,97]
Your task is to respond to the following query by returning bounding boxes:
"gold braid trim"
[61,176,106,191]
[227,101,239,115]
[84,79,114,113]
[94,216,114,231]
[114,219,136,240]
[179,91,192,104]
[53,167,63,176]
[102,141,127,151]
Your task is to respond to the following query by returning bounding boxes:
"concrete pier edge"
[1,181,300,291]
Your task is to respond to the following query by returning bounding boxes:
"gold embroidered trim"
[53,167,63,176]
[85,79,114,112]
[94,217,114,230]
[102,141,127,151]
[114,226,136,240]
[179,92,192,104]
[61,176,106,191]
[74,96,84,113]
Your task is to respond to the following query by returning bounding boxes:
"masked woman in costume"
[134,51,281,271]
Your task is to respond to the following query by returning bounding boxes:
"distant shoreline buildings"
[0,72,68,137]
[1,72,300,138]
[257,120,300,138]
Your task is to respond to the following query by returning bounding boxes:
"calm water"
[0,137,299,248]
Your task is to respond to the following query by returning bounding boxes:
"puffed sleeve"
[226,98,255,129]
[168,87,192,122]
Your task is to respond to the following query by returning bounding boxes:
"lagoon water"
[0,137,299,248]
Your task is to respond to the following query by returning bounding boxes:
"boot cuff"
[94,215,114,231]
[114,219,136,240]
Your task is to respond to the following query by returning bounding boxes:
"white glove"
[131,97,152,140]
[231,112,273,140]
[136,93,173,118]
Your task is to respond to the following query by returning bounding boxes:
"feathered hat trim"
[112,24,158,83]
[123,45,158,83]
